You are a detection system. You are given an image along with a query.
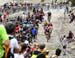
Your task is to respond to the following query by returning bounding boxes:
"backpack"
[37,53,46,58]
[31,55,37,58]
[5,36,14,58]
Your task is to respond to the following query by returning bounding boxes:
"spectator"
[69,13,75,23]
[67,31,74,40]
[62,35,67,55]
[31,27,38,42]
[5,22,20,58]
[14,43,23,58]
[50,48,61,58]
[14,48,19,58]
[18,44,27,58]
[47,12,51,22]
[36,44,46,58]
[31,50,39,58]
[0,24,9,58]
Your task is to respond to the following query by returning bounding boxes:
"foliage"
[69,0,75,6]
[41,0,44,2]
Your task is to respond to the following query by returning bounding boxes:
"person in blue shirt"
[31,27,38,42]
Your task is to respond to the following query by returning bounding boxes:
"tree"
[41,0,45,2]
[69,0,75,6]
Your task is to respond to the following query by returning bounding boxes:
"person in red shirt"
[1,14,7,22]
[6,11,10,16]
[15,24,20,33]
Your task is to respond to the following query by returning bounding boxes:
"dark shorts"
[63,45,66,49]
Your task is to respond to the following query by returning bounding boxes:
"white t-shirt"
[14,53,24,58]
[18,54,24,58]
[14,53,19,58]
[10,36,19,53]
[62,37,67,46]
[24,40,29,45]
